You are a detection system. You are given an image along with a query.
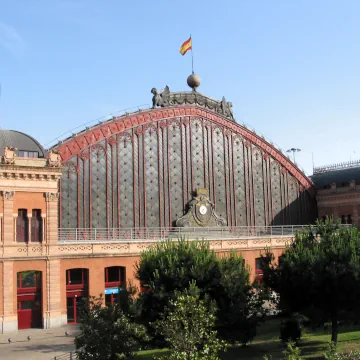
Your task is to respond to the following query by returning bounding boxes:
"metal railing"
[52,352,77,360]
[313,159,360,174]
[58,225,308,243]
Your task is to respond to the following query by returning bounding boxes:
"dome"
[0,130,45,158]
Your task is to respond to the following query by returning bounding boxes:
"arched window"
[104,266,126,306]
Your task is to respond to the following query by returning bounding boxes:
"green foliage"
[323,342,360,360]
[154,283,226,360]
[75,294,149,360]
[282,341,303,360]
[136,240,264,345]
[279,318,302,344]
[116,281,141,321]
[262,218,360,343]
[324,342,338,360]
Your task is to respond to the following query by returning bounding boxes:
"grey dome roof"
[0,130,45,157]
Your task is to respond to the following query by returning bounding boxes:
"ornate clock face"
[199,205,207,215]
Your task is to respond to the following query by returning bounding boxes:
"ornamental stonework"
[47,150,62,168]
[2,146,16,164]
[45,192,59,201]
[151,86,235,121]
[2,191,14,201]
[176,188,227,227]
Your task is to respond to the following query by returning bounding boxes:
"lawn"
[135,317,360,360]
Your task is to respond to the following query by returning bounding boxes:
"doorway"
[17,271,42,330]
[66,268,88,324]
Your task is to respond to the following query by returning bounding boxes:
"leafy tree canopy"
[262,218,360,343]
[75,292,149,360]
[136,240,265,344]
[154,282,226,360]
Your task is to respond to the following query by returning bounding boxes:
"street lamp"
[286,148,301,163]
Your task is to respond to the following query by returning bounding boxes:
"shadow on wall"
[270,192,318,226]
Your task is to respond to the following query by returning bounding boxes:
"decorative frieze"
[1,234,294,259]
[0,171,61,181]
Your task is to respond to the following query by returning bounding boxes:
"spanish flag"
[180,37,192,56]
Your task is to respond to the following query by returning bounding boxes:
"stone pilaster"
[41,214,46,243]
[44,259,66,328]
[0,213,3,243]
[27,214,32,243]
[2,191,14,245]
[353,205,359,226]
[45,192,59,244]
[1,261,17,333]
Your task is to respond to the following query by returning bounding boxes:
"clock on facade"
[199,205,207,215]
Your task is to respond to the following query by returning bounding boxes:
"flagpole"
[190,34,194,74]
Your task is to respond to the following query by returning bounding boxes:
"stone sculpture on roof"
[151,86,171,108]
[151,85,235,121]
[47,149,62,168]
[2,146,17,165]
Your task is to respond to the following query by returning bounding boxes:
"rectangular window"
[67,269,87,285]
[278,255,285,267]
[17,271,41,289]
[105,267,126,285]
[18,150,28,157]
[31,209,42,242]
[17,209,28,243]
[255,258,264,284]
[255,258,263,273]
[20,300,35,310]
[108,267,120,283]
[18,150,39,158]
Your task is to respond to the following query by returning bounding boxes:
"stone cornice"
[317,193,360,206]
[317,187,359,195]
[0,167,62,181]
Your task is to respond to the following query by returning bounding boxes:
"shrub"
[324,342,360,360]
[280,318,302,344]
[282,341,303,360]
[75,295,149,360]
[154,282,226,360]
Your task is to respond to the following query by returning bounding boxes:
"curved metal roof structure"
[0,130,45,157]
[52,87,316,229]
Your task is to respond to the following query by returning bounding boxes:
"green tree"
[74,294,148,360]
[154,283,226,360]
[262,218,360,343]
[136,240,264,345]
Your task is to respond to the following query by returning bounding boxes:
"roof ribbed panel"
[0,130,45,157]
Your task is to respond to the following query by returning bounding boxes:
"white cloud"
[0,22,25,56]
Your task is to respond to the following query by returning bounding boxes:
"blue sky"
[1,0,359,175]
